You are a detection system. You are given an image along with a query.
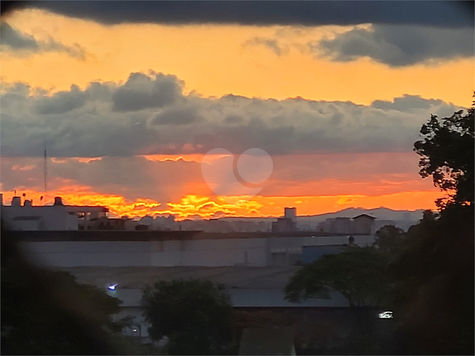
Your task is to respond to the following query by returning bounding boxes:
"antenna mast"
[44,142,47,205]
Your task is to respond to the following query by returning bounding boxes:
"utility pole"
[44,142,47,205]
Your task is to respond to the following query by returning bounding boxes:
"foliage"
[373,224,405,254]
[284,248,392,307]
[141,279,234,355]
[390,204,474,354]
[389,102,474,354]
[1,228,124,355]
[414,105,474,208]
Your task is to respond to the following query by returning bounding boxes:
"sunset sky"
[1,1,473,219]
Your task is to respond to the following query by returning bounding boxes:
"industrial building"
[317,214,376,235]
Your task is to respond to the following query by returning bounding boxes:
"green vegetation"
[373,224,405,254]
[285,248,392,308]
[141,279,235,355]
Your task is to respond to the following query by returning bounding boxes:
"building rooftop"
[353,214,376,220]
[60,266,351,308]
[60,265,301,289]
[78,266,349,308]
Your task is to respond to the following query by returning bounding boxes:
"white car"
[378,311,393,319]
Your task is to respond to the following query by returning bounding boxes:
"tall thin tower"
[44,142,47,205]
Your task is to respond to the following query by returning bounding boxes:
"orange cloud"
[1,186,442,220]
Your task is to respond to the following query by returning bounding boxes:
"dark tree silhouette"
[391,100,474,354]
[285,248,392,308]
[141,279,234,355]
[373,224,405,254]
[414,101,474,208]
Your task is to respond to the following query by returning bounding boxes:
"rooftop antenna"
[44,142,47,205]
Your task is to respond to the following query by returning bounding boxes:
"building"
[317,214,376,235]
[88,216,139,231]
[1,194,108,231]
[334,217,353,234]
[353,214,376,235]
[272,208,298,233]
[272,218,297,233]
[284,207,297,222]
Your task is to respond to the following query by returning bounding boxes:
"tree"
[373,225,405,254]
[390,205,474,354]
[284,248,392,308]
[1,227,125,355]
[285,248,394,354]
[390,102,474,354]
[141,279,234,355]
[414,104,474,208]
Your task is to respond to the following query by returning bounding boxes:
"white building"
[1,194,108,231]
[353,214,376,235]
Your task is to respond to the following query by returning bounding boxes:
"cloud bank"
[20,1,474,28]
[0,72,461,158]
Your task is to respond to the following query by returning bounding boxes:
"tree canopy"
[390,101,474,354]
[284,248,392,308]
[373,224,405,254]
[414,105,474,208]
[141,279,234,355]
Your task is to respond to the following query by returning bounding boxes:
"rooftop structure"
[0,194,108,231]
[284,207,297,222]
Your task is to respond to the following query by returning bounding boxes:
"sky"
[1,1,473,219]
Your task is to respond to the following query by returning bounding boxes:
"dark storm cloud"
[112,72,184,112]
[0,72,463,158]
[0,22,86,59]
[20,1,474,28]
[315,25,474,67]
[35,85,87,115]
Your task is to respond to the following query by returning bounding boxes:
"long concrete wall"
[20,235,375,268]
[20,238,269,267]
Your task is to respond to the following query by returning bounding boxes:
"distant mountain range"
[295,207,425,230]
[300,206,424,222]
[220,206,425,224]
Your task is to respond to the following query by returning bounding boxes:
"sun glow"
[0,187,441,220]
